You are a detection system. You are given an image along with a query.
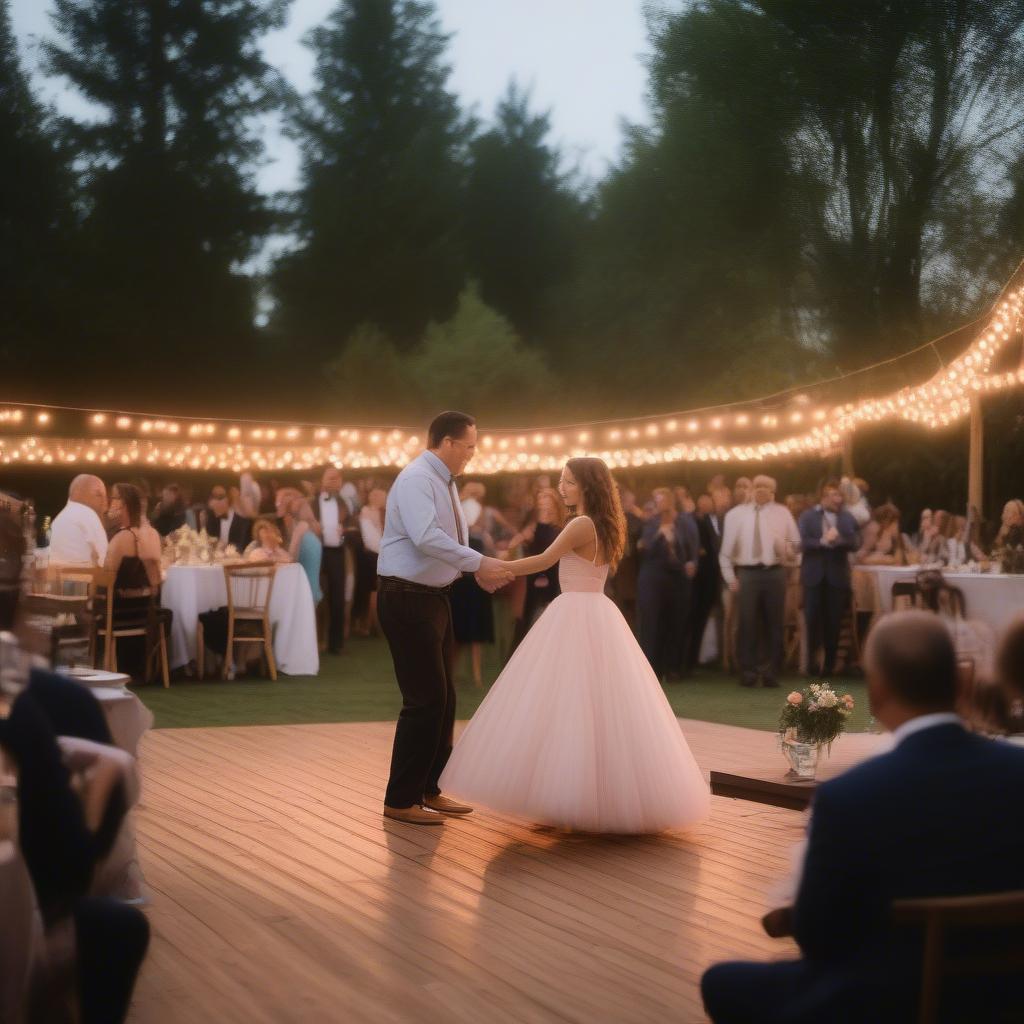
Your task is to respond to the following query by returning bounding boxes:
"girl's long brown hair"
[565,457,626,572]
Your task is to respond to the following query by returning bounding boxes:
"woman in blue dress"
[275,488,323,602]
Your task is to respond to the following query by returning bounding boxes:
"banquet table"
[853,564,1024,635]
[162,562,319,675]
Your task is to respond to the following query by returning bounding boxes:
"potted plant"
[778,683,855,779]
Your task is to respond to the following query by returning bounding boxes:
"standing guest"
[202,484,252,550]
[508,487,567,650]
[313,466,348,654]
[719,474,800,687]
[673,496,700,676]
[732,476,752,506]
[450,483,496,686]
[150,483,187,536]
[244,518,292,563]
[798,481,859,677]
[701,612,1024,1022]
[275,488,323,603]
[637,488,695,681]
[49,474,109,567]
[674,485,696,515]
[609,487,644,631]
[377,410,514,825]
[357,487,387,636]
[687,492,722,672]
[841,475,872,527]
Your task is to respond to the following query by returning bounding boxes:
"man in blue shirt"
[378,411,514,825]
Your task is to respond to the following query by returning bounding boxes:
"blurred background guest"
[313,466,347,654]
[450,483,497,686]
[719,475,799,687]
[856,502,907,565]
[244,518,292,562]
[687,490,723,673]
[276,488,323,604]
[798,480,859,677]
[202,483,252,550]
[609,487,644,632]
[150,483,187,536]
[732,476,752,506]
[994,498,1024,550]
[507,486,566,653]
[49,474,109,567]
[356,487,387,637]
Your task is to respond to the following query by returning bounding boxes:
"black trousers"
[75,897,150,1024]
[804,582,849,675]
[687,571,720,671]
[322,545,346,652]
[380,586,456,808]
[737,566,787,680]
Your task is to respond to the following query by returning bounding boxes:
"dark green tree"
[0,0,78,390]
[274,0,468,352]
[43,0,288,400]
[463,81,587,341]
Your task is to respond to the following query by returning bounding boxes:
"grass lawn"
[133,634,876,734]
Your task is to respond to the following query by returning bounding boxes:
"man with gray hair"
[702,610,1024,1021]
[719,474,799,687]
[49,474,109,567]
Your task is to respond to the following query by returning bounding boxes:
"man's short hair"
[752,474,776,492]
[866,611,958,711]
[428,411,476,449]
[820,478,841,497]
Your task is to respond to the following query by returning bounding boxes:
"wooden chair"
[26,566,115,667]
[891,580,922,610]
[762,891,1024,1023]
[94,583,171,687]
[214,562,278,681]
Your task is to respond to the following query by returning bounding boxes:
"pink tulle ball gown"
[439,550,710,834]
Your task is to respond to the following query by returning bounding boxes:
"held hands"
[476,555,515,593]
[823,526,839,544]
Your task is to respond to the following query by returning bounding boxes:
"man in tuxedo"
[314,466,348,654]
[701,611,1024,1022]
[202,485,252,550]
[798,480,859,676]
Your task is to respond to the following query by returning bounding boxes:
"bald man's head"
[69,474,107,516]
[865,611,958,728]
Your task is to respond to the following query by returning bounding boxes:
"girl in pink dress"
[439,457,709,834]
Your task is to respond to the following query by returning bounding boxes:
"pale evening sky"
[10,0,655,191]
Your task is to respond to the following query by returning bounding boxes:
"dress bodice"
[558,551,610,594]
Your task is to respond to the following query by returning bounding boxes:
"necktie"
[449,481,465,545]
[752,506,763,562]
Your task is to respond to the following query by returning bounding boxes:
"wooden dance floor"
[129,721,883,1024]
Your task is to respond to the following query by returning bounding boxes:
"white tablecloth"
[856,565,1024,635]
[162,562,319,675]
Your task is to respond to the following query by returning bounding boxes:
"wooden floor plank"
[129,719,882,1023]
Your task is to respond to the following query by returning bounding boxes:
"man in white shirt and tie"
[719,474,800,687]
[315,466,349,655]
[49,475,109,567]
[377,411,514,825]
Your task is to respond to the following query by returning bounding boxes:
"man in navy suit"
[798,480,859,676]
[701,611,1024,1022]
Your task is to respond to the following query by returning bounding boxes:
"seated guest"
[201,483,252,550]
[149,483,187,536]
[702,611,1024,1022]
[799,480,859,677]
[919,508,953,563]
[276,488,323,602]
[104,483,163,625]
[49,474,109,566]
[244,518,292,563]
[911,507,932,549]
[993,498,1024,550]
[856,503,907,564]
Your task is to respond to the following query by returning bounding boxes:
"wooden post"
[968,396,984,519]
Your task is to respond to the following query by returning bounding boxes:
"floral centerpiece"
[162,527,240,566]
[778,683,855,778]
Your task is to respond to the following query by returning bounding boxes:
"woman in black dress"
[508,487,567,653]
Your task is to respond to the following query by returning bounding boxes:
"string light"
[1,286,1020,472]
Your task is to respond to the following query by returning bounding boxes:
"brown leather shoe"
[383,805,445,825]
[422,795,474,816]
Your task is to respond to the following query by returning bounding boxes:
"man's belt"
[378,575,454,596]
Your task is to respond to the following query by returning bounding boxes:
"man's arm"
[718,512,739,587]
[798,510,824,551]
[399,475,483,572]
[87,514,109,566]
[834,511,859,551]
